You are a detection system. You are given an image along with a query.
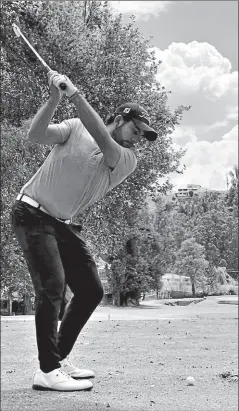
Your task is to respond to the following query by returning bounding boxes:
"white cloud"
[149,41,238,147]
[170,125,196,141]
[207,121,229,131]
[226,105,238,121]
[154,41,238,191]
[109,1,172,19]
[151,41,238,99]
[169,125,238,190]
[222,124,238,141]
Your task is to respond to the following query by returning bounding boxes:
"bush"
[169,291,192,299]
[228,286,238,295]
[196,291,208,298]
[209,284,238,296]
[0,308,10,316]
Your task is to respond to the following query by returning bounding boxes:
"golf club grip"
[59,83,67,90]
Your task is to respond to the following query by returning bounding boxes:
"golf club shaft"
[13,24,66,90]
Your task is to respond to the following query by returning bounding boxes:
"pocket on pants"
[11,201,43,228]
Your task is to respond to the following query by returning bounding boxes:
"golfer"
[11,71,158,391]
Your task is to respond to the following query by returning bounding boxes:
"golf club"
[12,23,67,90]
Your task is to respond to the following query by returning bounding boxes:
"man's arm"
[51,72,121,169]
[70,92,121,169]
[28,71,66,145]
[28,97,64,145]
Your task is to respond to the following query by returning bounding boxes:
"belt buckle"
[57,217,71,225]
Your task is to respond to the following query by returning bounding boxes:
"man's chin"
[121,141,132,148]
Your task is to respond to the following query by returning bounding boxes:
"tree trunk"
[7,294,12,315]
[192,282,196,297]
[113,291,120,306]
[120,293,128,307]
[23,294,32,314]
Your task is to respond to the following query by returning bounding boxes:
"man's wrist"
[49,94,61,104]
[66,85,78,98]
[69,89,81,100]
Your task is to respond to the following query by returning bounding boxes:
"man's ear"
[114,115,125,128]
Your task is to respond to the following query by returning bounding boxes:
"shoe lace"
[57,369,71,379]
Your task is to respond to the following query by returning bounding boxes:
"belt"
[16,194,72,224]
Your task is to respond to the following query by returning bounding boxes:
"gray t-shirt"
[21,118,137,219]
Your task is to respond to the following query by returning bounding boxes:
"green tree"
[226,165,238,208]
[173,238,209,297]
[142,200,179,297]
[1,120,50,312]
[1,1,190,305]
[106,255,126,306]
[208,266,236,295]
[148,254,164,299]
[105,233,152,306]
[192,194,238,273]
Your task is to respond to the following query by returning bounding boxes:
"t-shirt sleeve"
[109,147,137,189]
[55,118,82,143]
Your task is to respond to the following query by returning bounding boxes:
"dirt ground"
[1,298,238,411]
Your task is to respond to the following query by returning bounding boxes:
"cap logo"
[123,108,131,114]
[138,112,150,123]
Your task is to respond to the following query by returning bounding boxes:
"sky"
[109,1,238,191]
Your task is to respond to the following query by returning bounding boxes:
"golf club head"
[12,23,21,37]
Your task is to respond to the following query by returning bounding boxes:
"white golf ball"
[186,376,195,386]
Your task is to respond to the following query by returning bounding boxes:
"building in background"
[163,184,226,203]
[174,184,207,199]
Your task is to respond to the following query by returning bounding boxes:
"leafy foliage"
[1,120,50,299]
[1,1,190,308]
[3,2,236,309]
[173,238,209,297]
[226,165,238,208]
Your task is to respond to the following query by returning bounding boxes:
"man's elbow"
[27,130,35,142]
[27,129,43,143]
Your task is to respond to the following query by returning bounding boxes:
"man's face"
[112,118,144,148]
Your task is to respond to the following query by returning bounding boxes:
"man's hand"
[48,71,78,98]
[47,71,62,100]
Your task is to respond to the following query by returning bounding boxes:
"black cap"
[115,103,158,141]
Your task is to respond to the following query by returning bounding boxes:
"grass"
[1,301,238,411]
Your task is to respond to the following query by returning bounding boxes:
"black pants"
[11,201,104,373]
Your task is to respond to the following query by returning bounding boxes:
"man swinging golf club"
[11,71,158,392]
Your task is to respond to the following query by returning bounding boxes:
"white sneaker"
[32,368,93,391]
[61,356,95,379]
